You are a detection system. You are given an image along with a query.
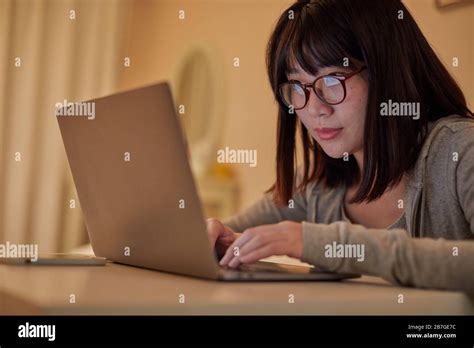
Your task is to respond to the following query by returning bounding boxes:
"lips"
[314,127,343,140]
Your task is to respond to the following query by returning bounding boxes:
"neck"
[350,150,407,195]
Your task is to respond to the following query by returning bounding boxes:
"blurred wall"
[404,0,473,106]
[119,0,474,214]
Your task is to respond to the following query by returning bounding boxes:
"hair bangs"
[285,3,363,77]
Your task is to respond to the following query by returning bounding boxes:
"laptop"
[57,82,360,281]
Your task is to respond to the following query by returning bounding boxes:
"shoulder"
[421,115,474,195]
[417,115,474,167]
[408,115,474,186]
[426,115,474,149]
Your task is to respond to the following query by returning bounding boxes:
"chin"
[323,151,345,159]
[319,144,350,159]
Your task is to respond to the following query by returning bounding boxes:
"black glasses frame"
[278,66,367,109]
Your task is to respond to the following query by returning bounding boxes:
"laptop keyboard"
[234,262,287,273]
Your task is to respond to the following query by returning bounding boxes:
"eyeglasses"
[278,66,367,110]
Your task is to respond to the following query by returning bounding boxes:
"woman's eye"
[291,84,305,95]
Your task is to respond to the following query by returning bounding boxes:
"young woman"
[207,0,474,292]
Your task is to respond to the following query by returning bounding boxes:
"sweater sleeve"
[300,221,474,293]
[454,125,474,235]
[301,124,474,294]
[222,166,309,233]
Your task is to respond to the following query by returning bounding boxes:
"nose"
[305,88,333,118]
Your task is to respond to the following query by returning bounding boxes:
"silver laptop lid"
[57,82,219,279]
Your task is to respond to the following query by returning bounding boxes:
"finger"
[227,232,279,268]
[235,232,268,258]
[235,226,291,263]
[238,243,282,264]
[219,232,251,266]
[228,243,278,268]
[219,230,254,266]
[220,223,278,266]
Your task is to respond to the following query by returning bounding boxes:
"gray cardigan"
[223,115,474,293]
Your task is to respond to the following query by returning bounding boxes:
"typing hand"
[206,218,240,261]
[218,221,303,269]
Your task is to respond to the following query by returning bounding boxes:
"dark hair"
[265,0,473,206]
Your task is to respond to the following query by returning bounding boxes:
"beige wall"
[404,0,473,107]
[119,0,473,214]
[120,0,291,214]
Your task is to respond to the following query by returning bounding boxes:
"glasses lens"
[279,83,306,109]
[315,76,344,104]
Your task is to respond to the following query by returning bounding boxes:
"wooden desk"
[1,258,473,315]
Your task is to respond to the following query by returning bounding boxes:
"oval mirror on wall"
[175,48,225,178]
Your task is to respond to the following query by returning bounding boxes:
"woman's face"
[286,63,369,159]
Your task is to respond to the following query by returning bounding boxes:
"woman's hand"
[218,221,303,269]
[206,218,240,259]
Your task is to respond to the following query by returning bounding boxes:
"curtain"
[0,0,132,252]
